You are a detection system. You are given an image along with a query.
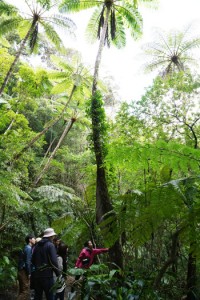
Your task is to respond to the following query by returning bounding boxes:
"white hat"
[35,237,42,243]
[43,228,57,238]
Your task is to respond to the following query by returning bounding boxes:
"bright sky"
[7,0,200,102]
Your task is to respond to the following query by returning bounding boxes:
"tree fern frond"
[51,80,73,94]
[0,176,31,208]
[52,213,74,233]
[0,36,10,47]
[40,20,63,50]
[111,14,126,49]
[115,3,143,39]
[85,7,101,44]
[0,17,22,36]
[17,19,32,39]
[33,184,80,203]
[36,0,51,10]
[178,38,200,55]
[0,1,18,16]
[48,71,71,80]
[47,14,76,34]
[50,55,74,73]
[59,0,99,13]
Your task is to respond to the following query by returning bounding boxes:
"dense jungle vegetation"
[0,0,200,299]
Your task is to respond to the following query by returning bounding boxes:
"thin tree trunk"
[3,111,18,135]
[40,137,56,167]
[0,22,36,96]
[12,85,77,161]
[32,116,76,187]
[91,6,123,269]
[92,7,110,95]
[153,228,182,288]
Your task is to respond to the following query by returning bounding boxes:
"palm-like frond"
[40,20,63,50]
[32,184,79,203]
[47,14,76,34]
[50,54,93,97]
[115,3,143,39]
[179,38,200,54]
[59,0,100,13]
[50,55,75,73]
[0,17,22,36]
[0,1,18,16]
[36,0,52,10]
[0,36,10,47]
[48,71,71,80]
[85,7,101,44]
[0,174,31,209]
[51,80,73,94]
[17,19,32,39]
[111,14,126,49]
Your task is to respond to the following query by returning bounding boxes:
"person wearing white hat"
[32,228,60,300]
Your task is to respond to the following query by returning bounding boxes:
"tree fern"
[0,0,76,96]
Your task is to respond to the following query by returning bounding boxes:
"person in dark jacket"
[75,240,109,269]
[17,234,35,300]
[57,242,68,276]
[31,228,60,300]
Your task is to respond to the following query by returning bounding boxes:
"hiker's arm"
[93,248,109,255]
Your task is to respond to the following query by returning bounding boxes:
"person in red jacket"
[75,240,109,269]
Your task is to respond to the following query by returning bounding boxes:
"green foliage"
[49,54,92,100]
[86,90,109,158]
[0,48,15,84]
[0,256,17,289]
[68,264,161,300]
[15,65,53,97]
[0,1,18,16]
[0,3,200,298]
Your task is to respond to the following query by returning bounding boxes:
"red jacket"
[75,247,109,269]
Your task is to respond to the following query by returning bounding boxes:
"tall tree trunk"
[91,6,123,269]
[12,85,77,161]
[0,21,36,96]
[32,116,76,187]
